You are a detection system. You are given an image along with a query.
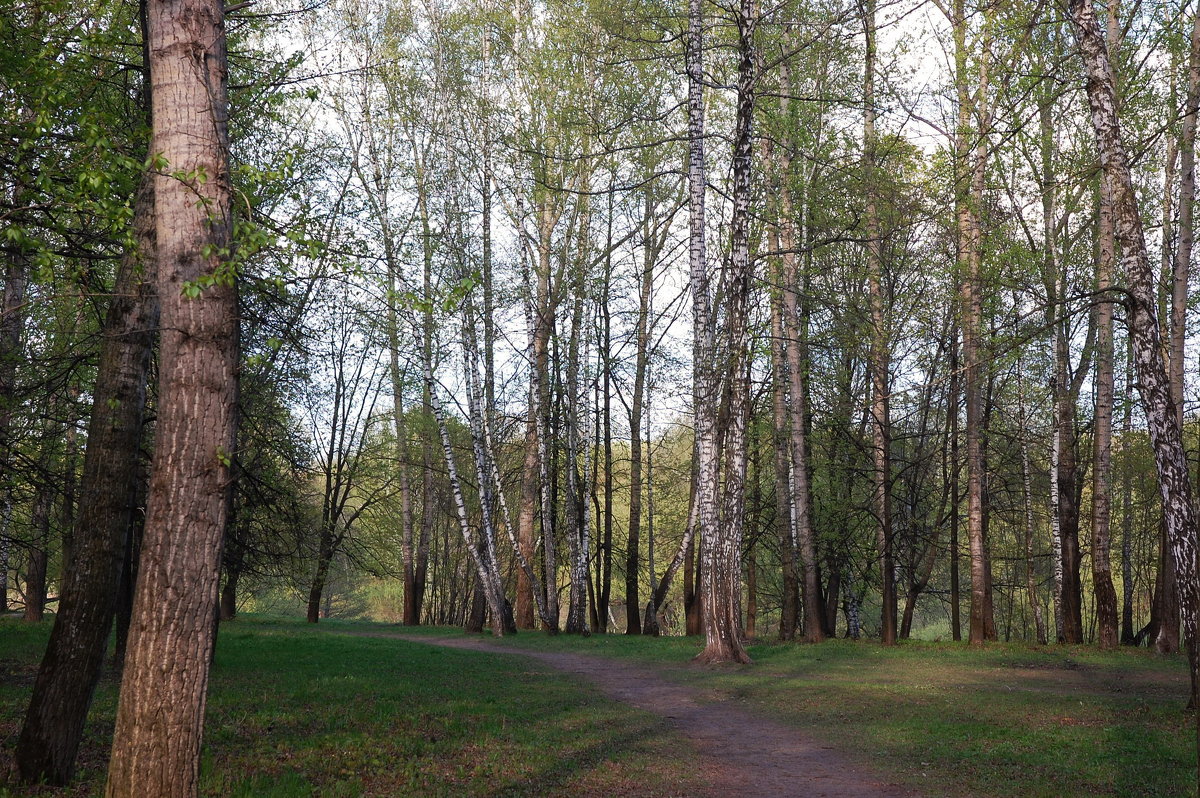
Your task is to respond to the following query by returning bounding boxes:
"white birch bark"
[1069,0,1200,709]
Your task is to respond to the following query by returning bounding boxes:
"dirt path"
[349,631,914,798]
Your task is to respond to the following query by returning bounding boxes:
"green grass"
[479,629,1199,797]
[4,615,1196,797]
[0,616,706,797]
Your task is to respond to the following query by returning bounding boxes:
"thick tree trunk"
[104,0,236,791]
[685,0,728,658]
[685,0,715,651]
[1159,0,1200,660]
[696,0,754,665]
[1070,0,1200,709]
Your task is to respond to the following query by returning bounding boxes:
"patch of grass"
[0,616,706,797]
[480,628,1197,797]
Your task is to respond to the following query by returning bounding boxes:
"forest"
[3,0,1200,793]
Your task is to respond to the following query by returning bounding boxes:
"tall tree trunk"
[1092,56,1120,650]
[599,287,613,633]
[306,536,334,624]
[778,63,824,647]
[863,0,895,645]
[23,450,51,623]
[425,355,505,637]
[627,193,654,635]
[1069,0,1200,712]
[104,0,236,791]
[1017,364,1048,645]
[953,0,994,644]
[687,0,724,656]
[697,0,754,665]
[1159,0,1200,659]
[770,228,799,641]
[949,330,961,641]
[0,194,28,617]
[1120,336,1137,645]
[564,213,592,635]
[515,219,542,629]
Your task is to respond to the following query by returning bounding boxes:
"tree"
[15,167,156,783]
[696,0,754,665]
[1068,0,1200,708]
[104,0,237,792]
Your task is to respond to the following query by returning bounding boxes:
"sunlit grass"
[478,628,1196,797]
[0,616,706,797]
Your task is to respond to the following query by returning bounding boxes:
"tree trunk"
[1159,0,1200,660]
[953,0,994,644]
[627,195,654,634]
[104,0,236,791]
[1120,336,1137,645]
[516,273,542,629]
[778,66,824,647]
[0,198,28,617]
[696,0,753,665]
[23,474,51,623]
[564,261,591,636]
[949,331,961,641]
[863,0,895,645]
[426,354,506,637]
[770,231,799,641]
[1017,364,1048,645]
[1069,0,1200,710]
[1092,147,1120,651]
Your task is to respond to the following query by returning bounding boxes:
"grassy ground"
[479,629,1198,797]
[0,616,708,797]
[3,616,1195,796]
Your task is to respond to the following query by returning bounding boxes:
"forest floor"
[372,623,1196,798]
[1,616,1195,797]
[0,616,711,797]
[382,630,913,797]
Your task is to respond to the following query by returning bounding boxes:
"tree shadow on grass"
[489,713,702,798]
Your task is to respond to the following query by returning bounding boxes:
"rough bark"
[1092,58,1120,649]
[104,0,235,791]
[1159,0,1200,660]
[1069,0,1200,708]
[1120,336,1137,645]
[699,0,756,665]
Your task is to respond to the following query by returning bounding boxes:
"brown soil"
[359,631,916,798]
